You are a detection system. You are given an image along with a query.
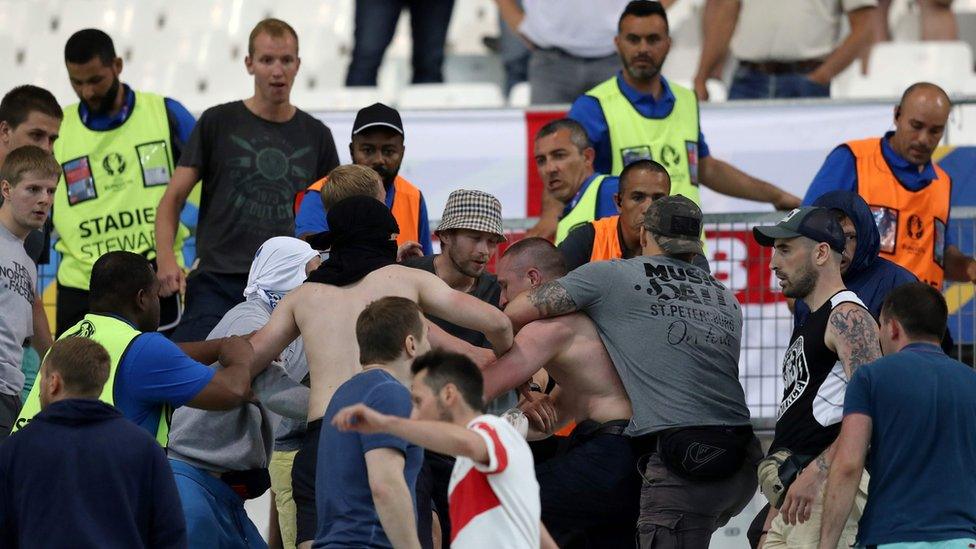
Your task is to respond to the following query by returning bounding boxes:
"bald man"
[490,237,638,548]
[803,82,976,291]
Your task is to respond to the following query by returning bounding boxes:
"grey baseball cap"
[753,207,845,252]
[643,194,703,255]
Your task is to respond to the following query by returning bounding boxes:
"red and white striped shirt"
[448,414,540,548]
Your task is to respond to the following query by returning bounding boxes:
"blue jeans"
[171,271,247,343]
[170,459,267,549]
[345,0,456,86]
[728,66,831,100]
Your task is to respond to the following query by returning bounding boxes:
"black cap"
[753,207,845,252]
[352,103,403,137]
[643,195,703,255]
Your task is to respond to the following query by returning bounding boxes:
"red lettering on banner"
[707,230,783,305]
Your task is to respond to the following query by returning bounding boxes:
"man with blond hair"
[156,18,340,342]
[0,145,60,439]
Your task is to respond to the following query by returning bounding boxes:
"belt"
[573,419,629,438]
[740,59,823,74]
[535,46,615,61]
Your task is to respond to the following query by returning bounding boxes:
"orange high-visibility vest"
[848,138,951,288]
[589,216,623,262]
[295,175,423,248]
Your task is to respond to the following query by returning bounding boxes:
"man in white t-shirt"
[332,350,557,549]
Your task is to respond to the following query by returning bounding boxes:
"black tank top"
[771,290,868,456]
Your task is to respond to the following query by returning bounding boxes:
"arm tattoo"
[526,281,578,318]
[829,306,882,374]
[816,453,830,474]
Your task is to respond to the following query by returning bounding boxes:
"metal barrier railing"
[35,210,976,424]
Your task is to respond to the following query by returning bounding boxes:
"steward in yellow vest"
[566,4,801,220]
[55,36,196,337]
[14,251,265,445]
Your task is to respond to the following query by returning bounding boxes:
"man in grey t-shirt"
[506,195,762,547]
[0,146,60,440]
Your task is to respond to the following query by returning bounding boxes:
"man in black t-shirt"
[155,19,340,342]
[751,207,881,548]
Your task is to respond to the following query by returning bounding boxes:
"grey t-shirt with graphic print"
[179,101,339,275]
[0,224,35,396]
[556,255,751,436]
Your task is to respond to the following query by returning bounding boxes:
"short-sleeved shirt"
[0,224,34,396]
[803,132,956,245]
[448,414,540,549]
[179,101,339,275]
[518,0,629,58]
[315,368,423,548]
[731,0,878,62]
[556,255,751,435]
[295,180,433,255]
[844,343,976,545]
[568,74,711,175]
[113,329,216,436]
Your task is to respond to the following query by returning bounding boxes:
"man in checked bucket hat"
[401,188,516,546]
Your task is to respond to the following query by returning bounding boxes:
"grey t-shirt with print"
[0,224,35,396]
[556,255,751,436]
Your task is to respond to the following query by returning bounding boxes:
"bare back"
[485,314,632,426]
[252,264,511,422]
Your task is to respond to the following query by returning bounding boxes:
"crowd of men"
[1,1,975,549]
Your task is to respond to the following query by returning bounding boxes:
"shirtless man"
[248,193,512,548]
[486,237,638,549]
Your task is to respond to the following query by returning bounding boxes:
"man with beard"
[401,189,515,548]
[752,207,882,548]
[294,102,432,256]
[156,19,340,342]
[567,1,799,210]
[794,191,916,326]
[53,29,196,336]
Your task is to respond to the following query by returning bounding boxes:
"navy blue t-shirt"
[844,343,976,545]
[314,369,423,548]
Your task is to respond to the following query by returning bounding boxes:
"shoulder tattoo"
[829,305,882,374]
[526,281,577,318]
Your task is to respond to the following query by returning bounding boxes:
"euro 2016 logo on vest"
[102,152,126,176]
[907,214,924,240]
[70,320,96,339]
[660,144,680,168]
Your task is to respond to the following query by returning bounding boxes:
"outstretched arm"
[504,281,579,333]
[334,404,491,464]
[416,272,513,354]
[247,292,302,376]
[698,156,801,210]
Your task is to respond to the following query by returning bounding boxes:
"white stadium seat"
[397,82,504,109]
[835,41,976,98]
